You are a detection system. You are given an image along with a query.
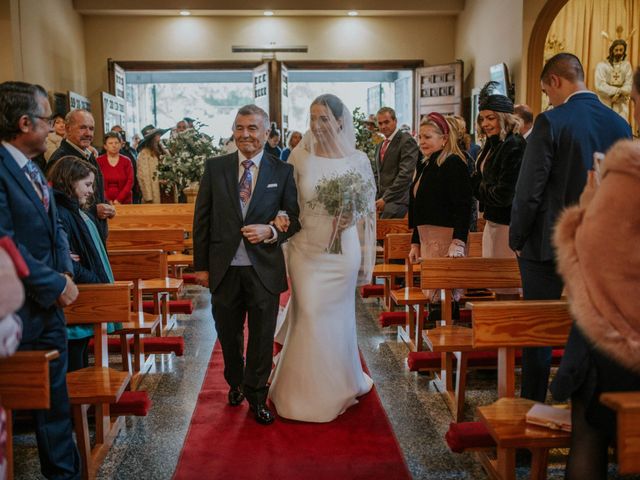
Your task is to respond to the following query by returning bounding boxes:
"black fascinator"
[478,81,514,113]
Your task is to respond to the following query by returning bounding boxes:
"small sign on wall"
[101,92,126,134]
[68,91,91,111]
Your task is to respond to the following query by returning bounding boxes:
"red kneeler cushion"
[181,273,197,284]
[379,311,407,327]
[111,391,152,417]
[445,422,495,453]
[89,336,185,356]
[141,299,193,315]
[361,284,383,298]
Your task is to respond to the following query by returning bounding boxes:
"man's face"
[233,114,268,158]
[613,44,625,62]
[26,95,53,156]
[541,76,564,108]
[376,112,397,139]
[66,112,95,149]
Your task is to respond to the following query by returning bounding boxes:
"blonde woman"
[136,127,167,203]
[471,81,526,263]
[408,112,472,317]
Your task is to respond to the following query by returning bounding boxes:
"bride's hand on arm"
[409,244,420,264]
[271,211,290,232]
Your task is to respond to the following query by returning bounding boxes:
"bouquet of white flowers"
[157,127,223,194]
[307,169,374,254]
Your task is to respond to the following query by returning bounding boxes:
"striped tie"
[239,160,254,205]
[23,161,50,212]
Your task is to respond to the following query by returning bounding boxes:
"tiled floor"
[11,287,626,479]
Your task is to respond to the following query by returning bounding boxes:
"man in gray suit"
[374,107,419,218]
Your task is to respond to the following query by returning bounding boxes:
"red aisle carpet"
[173,335,412,479]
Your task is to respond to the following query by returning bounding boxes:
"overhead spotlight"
[179,10,191,16]
[264,11,274,16]
[348,11,358,16]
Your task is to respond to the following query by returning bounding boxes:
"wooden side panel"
[65,283,132,325]
[376,219,411,240]
[0,351,57,409]
[384,233,413,262]
[107,228,185,251]
[601,392,640,474]
[420,257,521,290]
[109,250,167,280]
[472,300,571,349]
[467,232,483,258]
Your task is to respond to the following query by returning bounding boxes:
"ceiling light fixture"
[179,10,191,16]
[264,11,274,16]
[348,11,358,16]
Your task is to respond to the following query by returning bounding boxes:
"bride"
[268,94,376,422]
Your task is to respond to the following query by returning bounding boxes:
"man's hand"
[375,198,385,211]
[408,244,421,264]
[579,170,599,209]
[96,203,116,219]
[241,224,273,244]
[57,274,78,307]
[271,212,290,232]
[194,271,209,288]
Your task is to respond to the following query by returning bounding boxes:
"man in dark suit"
[0,81,80,479]
[193,105,300,425]
[46,109,115,242]
[509,53,631,403]
[374,107,419,218]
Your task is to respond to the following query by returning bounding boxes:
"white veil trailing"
[289,94,376,286]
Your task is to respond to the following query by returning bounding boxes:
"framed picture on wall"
[68,91,91,111]
[101,92,126,135]
[470,87,480,136]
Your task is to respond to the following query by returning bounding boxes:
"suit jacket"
[192,151,300,295]
[509,92,631,261]
[374,130,419,218]
[47,139,108,242]
[0,145,72,344]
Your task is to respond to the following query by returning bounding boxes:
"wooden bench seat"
[0,350,58,480]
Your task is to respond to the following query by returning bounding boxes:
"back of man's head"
[514,104,533,125]
[0,81,47,142]
[541,53,585,85]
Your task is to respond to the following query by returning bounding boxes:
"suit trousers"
[517,256,564,403]
[19,310,80,480]
[211,266,279,406]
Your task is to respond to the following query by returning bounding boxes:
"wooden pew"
[421,257,521,421]
[107,228,185,252]
[0,350,59,480]
[600,392,640,475]
[64,283,133,479]
[372,233,416,311]
[473,300,572,480]
[109,250,184,335]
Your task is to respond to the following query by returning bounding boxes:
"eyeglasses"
[33,115,55,127]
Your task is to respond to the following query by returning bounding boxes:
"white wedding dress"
[268,145,376,423]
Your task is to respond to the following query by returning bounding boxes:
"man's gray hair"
[65,108,93,126]
[376,106,397,120]
[235,105,270,129]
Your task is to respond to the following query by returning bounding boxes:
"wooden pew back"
[0,351,58,409]
[107,228,185,252]
[109,249,168,281]
[420,257,521,291]
[467,232,483,258]
[109,203,194,232]
[600,392,640,474]
[376,218,410,241]
[384,233,413,262]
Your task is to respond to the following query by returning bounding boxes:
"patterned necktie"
[380,139,391,163]
[23,161,50,212]
[239,159,254,205]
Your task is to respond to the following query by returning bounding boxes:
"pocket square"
[267,183,278,188]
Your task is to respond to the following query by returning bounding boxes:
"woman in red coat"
[96,132,134,204]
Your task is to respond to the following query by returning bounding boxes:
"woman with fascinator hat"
[137,127,169,203]
[268,94,376,422]
[471,81,526,291]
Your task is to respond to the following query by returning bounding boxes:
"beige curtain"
[546,0,639,128]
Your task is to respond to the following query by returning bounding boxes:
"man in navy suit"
[0,81,80,479]
[193,105,300,425]
[509,54,631,403]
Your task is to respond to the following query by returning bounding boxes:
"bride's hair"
[311,94,344,120]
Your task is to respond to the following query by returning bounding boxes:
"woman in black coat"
[471,82,525,262]
[47,156,114,371]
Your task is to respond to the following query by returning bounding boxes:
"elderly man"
[0,81,80,479]
[510,53,631,404]
[374,107,419,218]
[514,104,534,139]
[47,109,115,242]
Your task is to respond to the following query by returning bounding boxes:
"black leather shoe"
[249,403,275,425]
[228,387,245,406]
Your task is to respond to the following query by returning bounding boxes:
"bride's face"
[310,104,341,142]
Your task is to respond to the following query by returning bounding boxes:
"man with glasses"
[0,81,81,479]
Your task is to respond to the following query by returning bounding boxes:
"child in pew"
[47,156,121,371]
[550,67,640,480]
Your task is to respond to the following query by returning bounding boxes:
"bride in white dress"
[268,94,377,423]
